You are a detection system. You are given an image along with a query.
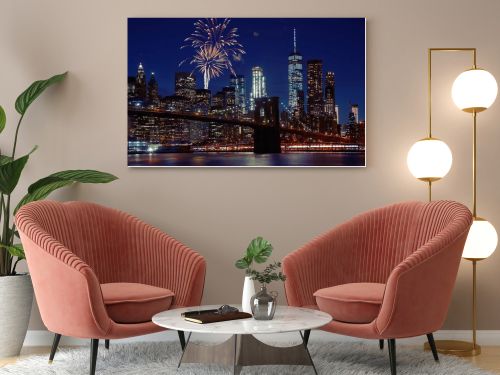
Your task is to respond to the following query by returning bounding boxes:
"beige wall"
[1,0,500,331]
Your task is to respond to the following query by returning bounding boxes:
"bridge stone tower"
[253,97,281,154]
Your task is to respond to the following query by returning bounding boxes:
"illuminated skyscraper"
[147,72,159,105]
[351,104,359,123]
[307,60,323,116]
[135,62,146,101]
[288,28,303,117]
[212,91,225,109]
[175,72,196,101]
[250,66,267,111]
[222,86,237,138]
[335,105,340,124]
[324,71,336,118]
[230,74,247,115]
[222,86,236,110]
[348,105,360,141]
[193,89,211,114]
[127,77,136,98]
[297,90,305,119]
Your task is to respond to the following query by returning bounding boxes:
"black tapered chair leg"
[177,330,186,350]
[303,329,311,347]
[388,339,396,375]
[379,339,384,350]
[90,339,99,375]
[105,339,110,350]
[48,333,62,363]
[426,333,439,362]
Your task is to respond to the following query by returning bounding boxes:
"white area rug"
[0,341,494,374]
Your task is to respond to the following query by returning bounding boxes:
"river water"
[128,152,365,167]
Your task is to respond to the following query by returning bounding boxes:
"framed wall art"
[128,18,366,167]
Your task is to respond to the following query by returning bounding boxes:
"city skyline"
[128,18,365,124]
[128,18,365,167]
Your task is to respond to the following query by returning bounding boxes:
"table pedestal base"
[178,332,317,374]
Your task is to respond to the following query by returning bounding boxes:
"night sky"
[128,18,365,124]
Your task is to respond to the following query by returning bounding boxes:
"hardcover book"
[183,310,252,324]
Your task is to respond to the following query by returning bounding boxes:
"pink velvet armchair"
[16,200,206,375]
[283,200,472,375]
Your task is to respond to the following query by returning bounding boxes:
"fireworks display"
[192,45,228,89]
[180,18,245,89]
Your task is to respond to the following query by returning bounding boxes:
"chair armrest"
[375,227,470,338]
[125,219,206,307]
[17,230,111,339]
[283,219,358,307]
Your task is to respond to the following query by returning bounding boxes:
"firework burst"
[191,45,228,89]
[180,18,245,89]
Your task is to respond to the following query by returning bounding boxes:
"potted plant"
[235,237,273,312]
[0,72,117,358]
[235,237,286,318]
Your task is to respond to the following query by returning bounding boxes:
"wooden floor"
[0,346,53,367]
[465,346,500,373]
[1,345,500,372]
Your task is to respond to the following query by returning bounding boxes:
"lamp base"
[423,340,481,357]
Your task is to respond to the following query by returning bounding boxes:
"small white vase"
[241,276,255,313]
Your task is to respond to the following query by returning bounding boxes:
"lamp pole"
[472,111,477,218]
[462,108,485,355]
[470,107,478,352]
[423,47,484,357]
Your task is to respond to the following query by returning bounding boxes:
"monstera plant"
[0,72,117,358]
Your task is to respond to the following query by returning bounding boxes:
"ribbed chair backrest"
[306,201,471,287]
[18,200,139,284]
[339,202,420,284]
[341,201,470,284]
[408,200,466,252]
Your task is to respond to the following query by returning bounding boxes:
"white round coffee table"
[153,305,332,374]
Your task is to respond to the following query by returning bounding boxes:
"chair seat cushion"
[101,283,174,324]
[313,283,385,324]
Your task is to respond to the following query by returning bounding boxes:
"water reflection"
[128,152,365,167]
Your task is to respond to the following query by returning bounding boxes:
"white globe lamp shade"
[407,138,453,181]
[462,218,498,260]
[452,69,498,113]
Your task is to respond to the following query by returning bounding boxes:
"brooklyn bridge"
[128,97,357,154]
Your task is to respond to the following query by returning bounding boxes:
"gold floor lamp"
[407,48,498,356]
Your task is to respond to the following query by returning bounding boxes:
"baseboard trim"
[23,329,500,347]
